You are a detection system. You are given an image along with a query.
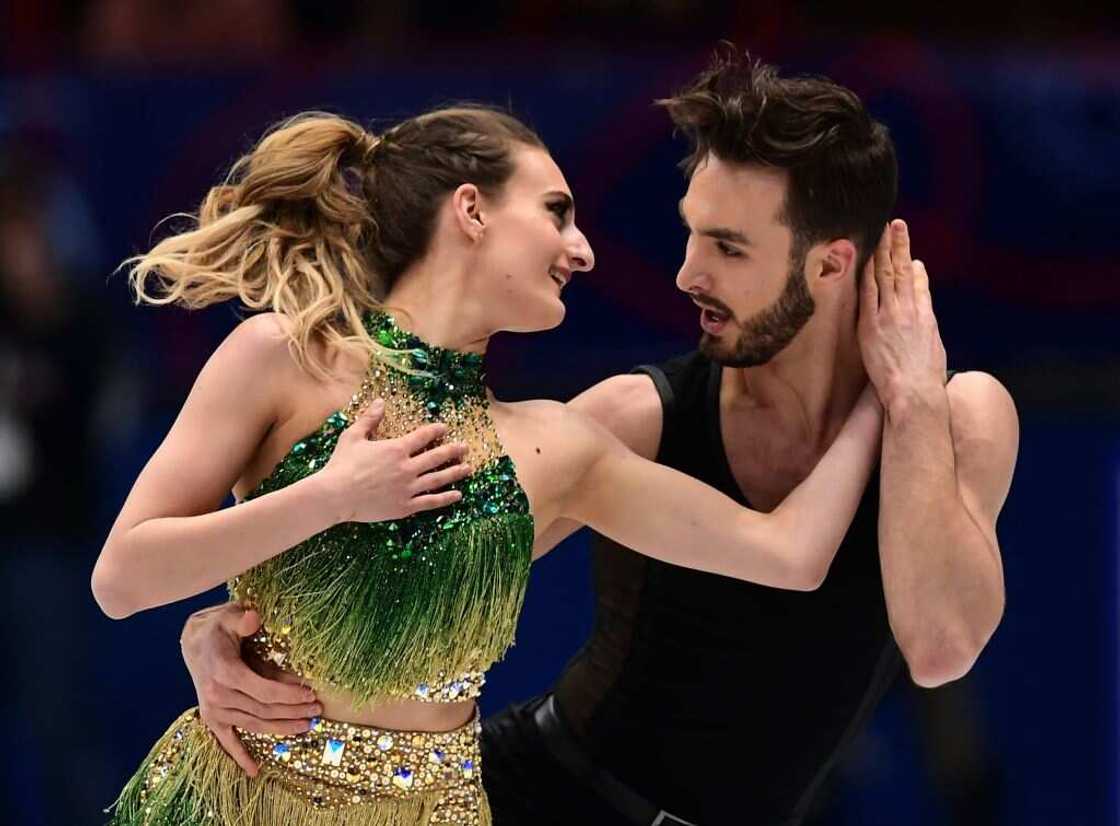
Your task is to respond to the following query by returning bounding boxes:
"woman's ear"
[451,183,486,242]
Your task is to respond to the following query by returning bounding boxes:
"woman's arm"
[91,316,470,619]
[561,386,883,590]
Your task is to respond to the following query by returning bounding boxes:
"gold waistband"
[111,708,489,826]
[238,712,484,810]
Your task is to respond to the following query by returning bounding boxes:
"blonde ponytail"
[126,104,545,378]
[127,112,385,378]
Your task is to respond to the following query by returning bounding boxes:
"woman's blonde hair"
[127,106,543,377]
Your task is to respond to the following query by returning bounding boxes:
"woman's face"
[471,146,594,333]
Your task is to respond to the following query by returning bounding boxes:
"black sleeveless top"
[553,351,901,826]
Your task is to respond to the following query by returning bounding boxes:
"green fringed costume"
[108,312,534,826]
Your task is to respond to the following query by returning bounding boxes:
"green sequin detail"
[228,311,533,705]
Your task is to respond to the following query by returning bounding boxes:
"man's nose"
[675,255,708,293]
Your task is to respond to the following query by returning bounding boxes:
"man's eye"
[717,241,742,257]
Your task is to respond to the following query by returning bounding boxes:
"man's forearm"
[878,385,1004,688]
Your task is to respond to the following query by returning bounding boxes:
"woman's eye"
[548,202,568,221]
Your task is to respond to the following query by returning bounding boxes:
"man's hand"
[858,219,948,412]
[181,603,322,776]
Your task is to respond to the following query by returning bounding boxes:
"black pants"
[482,695,628,825]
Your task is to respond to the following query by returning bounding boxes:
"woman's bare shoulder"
[212,313,295,371]
[492,397,611,465]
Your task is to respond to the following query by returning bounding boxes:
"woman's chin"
[504,297,566,334]
[545,297,567,328]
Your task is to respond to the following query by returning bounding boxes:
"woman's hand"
[315,399,472,524]
[181,603,320,776]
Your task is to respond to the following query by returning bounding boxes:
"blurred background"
[1,1,1117,824]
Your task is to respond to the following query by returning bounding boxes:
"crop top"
[228,311,534,707]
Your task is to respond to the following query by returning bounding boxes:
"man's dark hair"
[657,47,898,272]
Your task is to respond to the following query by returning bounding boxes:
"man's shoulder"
[636,349,717,422]
[566,373,665,460]
[636,349,710,383]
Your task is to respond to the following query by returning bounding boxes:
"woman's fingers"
[409,491,465,514]
[411,463,472,495]
[398,422,449,455]
[410,442,469,475]
[211,725,259,777]
[342,399,385,442]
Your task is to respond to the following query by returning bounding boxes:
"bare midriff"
[245,648,477,733]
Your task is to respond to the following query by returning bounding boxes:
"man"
[179,51,1017,825]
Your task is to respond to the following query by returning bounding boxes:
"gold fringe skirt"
[107,707,490,826]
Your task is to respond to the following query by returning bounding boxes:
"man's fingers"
[234,608,262,639]
[226,661,317,705]
[873,224,896,304]
[913,260,933,312]
[225,710,313,736]
[859,256,879,320]
[211,725,259,777]
[411,464,472,495]
[890,219,914,272]
[409,491,465,514]
[213,603,254,638]
[890,220,916,305]
[214,684,322,721]
[410,442,469,475]
[398,422,450,455]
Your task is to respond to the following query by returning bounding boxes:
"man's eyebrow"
[703,227,752,245]
[678,198,751,245]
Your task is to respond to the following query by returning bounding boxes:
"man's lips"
[690,296,733,323]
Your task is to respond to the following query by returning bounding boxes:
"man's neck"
[722,308,867,451]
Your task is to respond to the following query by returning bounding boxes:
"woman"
[93,106,882,826]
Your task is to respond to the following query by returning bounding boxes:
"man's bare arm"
[878,371,1016,687]
[861,221,1016,688]
[533,373,664,556]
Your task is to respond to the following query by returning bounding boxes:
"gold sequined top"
[228,311,535,706]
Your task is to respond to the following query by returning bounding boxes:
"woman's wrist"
[291,473,348,531]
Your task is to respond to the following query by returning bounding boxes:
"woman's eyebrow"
[545,191,574,213]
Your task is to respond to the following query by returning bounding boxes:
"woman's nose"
[568,228,595,273]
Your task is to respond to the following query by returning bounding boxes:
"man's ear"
[818,238,858,282]
[451,183,486,242]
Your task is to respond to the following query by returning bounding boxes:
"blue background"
[1,12,1117,826]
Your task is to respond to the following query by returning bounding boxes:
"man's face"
[675,155,815,367]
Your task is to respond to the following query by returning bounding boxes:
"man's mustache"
[689,292,736,321]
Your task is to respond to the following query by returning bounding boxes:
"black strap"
[633,364,676,442]
[533,695,700,826]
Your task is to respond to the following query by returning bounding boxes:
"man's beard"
[699,252,816,368]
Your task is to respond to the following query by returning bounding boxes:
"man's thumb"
[235,608,262,638]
